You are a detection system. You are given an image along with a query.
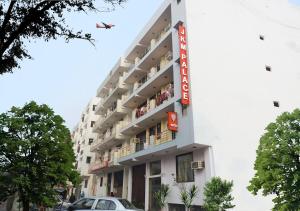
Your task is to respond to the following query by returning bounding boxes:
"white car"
[67,197,143,211]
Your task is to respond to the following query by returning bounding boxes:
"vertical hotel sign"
[178,25,190,105]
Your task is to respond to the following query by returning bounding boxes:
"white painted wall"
[161,149,207,206]
[185,0,300,210]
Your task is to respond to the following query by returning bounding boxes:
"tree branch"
[0,0,17,44]
[0,1,58,57]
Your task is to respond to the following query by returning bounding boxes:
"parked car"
[53,194,71,211]
[67,197,143,211]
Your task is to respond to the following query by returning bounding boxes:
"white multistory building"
[72,97,100,197]
[73,0,300,210]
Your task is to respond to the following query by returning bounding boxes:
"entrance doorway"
[107,173,112,196]
[149,177,161,211]
[132,164,146,209]
[113,170,124,197]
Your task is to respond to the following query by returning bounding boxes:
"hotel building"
[72,97,100,197]
[74,0,300,210]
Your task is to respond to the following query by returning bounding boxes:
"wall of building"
[184,0,300,210]
[161,149,206,206]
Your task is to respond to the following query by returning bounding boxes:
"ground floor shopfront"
[90,148,212,211]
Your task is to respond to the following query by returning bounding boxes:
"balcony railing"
[135,85,174,119]
[88,160,108,174]
[97,100,127,128]
[117,130,173,159]
[128,23,171,74]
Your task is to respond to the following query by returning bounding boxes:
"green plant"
[248,109,300,210]
[180,184,198,211]
[0,101,80,211]
[203,177,235,211]
[154,184,170,210]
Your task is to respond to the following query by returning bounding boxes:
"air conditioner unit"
[191,161,205,170]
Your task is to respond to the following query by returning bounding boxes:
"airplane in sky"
[96,22,115,29]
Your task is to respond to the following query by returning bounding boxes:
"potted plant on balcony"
[154,184,170,211]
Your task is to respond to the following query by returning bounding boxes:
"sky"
[0,0,164,130]
[0,0,299,131]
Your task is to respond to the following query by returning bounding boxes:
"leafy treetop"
[248,109,300,211]
[0,101,80,211]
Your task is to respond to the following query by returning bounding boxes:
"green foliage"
[0,101,80,210]
[0,0,126,74]
[154,184,170,209]
[203,177,235,211]
[248,109,300,211]
[180,184,198,210]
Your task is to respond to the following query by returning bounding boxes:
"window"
[73,198,95,210]
[92,105,97,111]
[88,139,94,145]
[118,199,136,209]
[86,156,91,164]
[150,161,161,176]
[265,65,271,72]
[259,35,264,40]
[84,179,88,188]
[95,200,116,210]
[176,153,194,183]
[100,177,103,187]
[91,121,95,127]
[273,101,280,107]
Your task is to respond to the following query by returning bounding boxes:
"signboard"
[168,112,178,131]
[178,25,190,105]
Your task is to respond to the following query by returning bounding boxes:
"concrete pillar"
[127,166,133,201]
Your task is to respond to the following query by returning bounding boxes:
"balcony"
[90,122,125,152]
[124,25,172,84]
[96,58,131,98]
[121,84,174,135]
[95,77,129,115]
[88,160,109,174]
[123,62,173,108]
[117,130,173,160]
[93,100,128,133]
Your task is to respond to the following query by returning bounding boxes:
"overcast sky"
[0,0,299,131]
[0,0,164,130]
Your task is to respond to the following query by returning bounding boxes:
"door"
[149,177,161,211]
[132,164,146,209]
[107,173,112,196]
[113,170,124,197]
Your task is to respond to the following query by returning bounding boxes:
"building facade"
[73,0,300,210]
[72,97,100,198]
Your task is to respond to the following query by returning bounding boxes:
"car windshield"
[118,199,136,209]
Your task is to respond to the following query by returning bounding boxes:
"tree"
[180,184,198,211]
[153,184,170,211]
[0,101,80,211]
[0,0,126,74]
[248,109,300,211]
[203,177,235,211]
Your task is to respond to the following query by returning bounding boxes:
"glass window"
[86,156,91,164]
[176,153,194,183]
[118,199,136,209]
[95,200,116,210]
[150,161,161,176]
[100,177,103,187]
[74,198,95,210]
[84,179,88,188]
[91,121,95,127]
